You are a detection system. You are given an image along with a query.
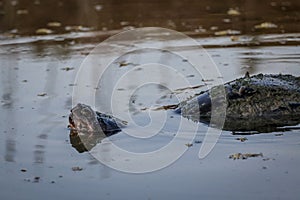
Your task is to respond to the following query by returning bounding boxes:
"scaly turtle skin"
[68,103,126,152]
[177,73,300,132]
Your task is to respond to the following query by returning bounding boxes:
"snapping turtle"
[68,103,126,152]
[177,73,300,133]
[68,73,300,151]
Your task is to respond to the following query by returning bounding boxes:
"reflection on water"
[0,0,299,37]
[1,53,18,162]
[5,139,16,162]
[31,59,62,179]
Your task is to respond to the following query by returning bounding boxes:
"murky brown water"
[0,1,300,200]
[0,0,299,37]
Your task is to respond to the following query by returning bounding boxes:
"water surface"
[0,0,300,199]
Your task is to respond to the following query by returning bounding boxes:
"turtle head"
[68,103,103,134]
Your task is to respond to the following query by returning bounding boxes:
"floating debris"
[215,29,241,36]
[194,26,206,33]
[11,0,18,6]
[47,22,62,27]
[119,61,130,67]
[270,2,277,7]
[174,84,205,92]
[186,74,195,78]
[274,133,283,136]
[72,166,83,171]
[9,29,18,34]
[94,4,103,11]
[33,176,40,183]
[185,143,193,147]
[227,8,241,16]
[223,18,231,23]
[122,26,135,31]
[65,25,93,32]
[236,137,248,142]
[254,22,278,29]
[229,153,263,160]
[152,104,179,111]
[34,0,40,5]
[16,9,28,15]
[263,158,275,161]
[120,21,130,26]
[37,93,47,97]
[35,28,53,35]
[210,26,218,31]
[202,78,214,82]
[61,67,74,71]
[230,36,239,41]
[118,61,137,67]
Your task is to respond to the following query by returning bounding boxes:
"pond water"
[0,0,300,200]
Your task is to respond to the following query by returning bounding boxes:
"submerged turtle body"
[68,73,300,152]
[178,73,300,132]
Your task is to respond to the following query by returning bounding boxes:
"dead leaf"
[36,28,53,34]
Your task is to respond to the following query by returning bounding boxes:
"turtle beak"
[68,114,76,129]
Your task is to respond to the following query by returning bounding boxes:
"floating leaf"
[230,36,239,41]
[11,0,17,6]
[36,28,53,34]
[174,84,205,92]
[120,21,129,26]
[274,133,283,136]
[223,18,231,23]
[94,4,102,11]
[16,9,28,15]
[254,22,278,29]
[33,177,40,182]
[236,137,247,142]
[61,67,74,71]
[72,166,83,171]
[118,61,137,67]
[210,26,218,31]
[227,8,240,16]
[194,26,206,33]
[152,104,179,111]
[47,22,61,27]
[214,29,241,36]
[229,153,263,160]
[65,25,94,32]
[185,143,193,147]
[37,93,47,97]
